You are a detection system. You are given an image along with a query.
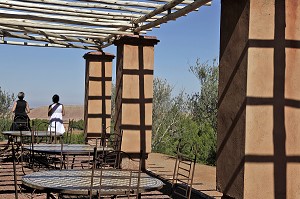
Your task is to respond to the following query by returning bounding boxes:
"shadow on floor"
[146,170,212,199]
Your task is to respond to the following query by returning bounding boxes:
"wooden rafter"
[134,0,211,33]
[0,0,212,50]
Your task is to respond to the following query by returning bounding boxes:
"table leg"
[11,138,18,199]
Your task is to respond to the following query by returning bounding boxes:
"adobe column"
[113,35,159,159]
[217,0,300,199]
[83,51,115,142]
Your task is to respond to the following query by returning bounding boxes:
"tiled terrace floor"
[147,153,223,199]
[0,152,223,198]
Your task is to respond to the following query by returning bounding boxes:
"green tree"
[0,87,14,133]
[152,78,174,152]
[188,58,219,165]
[152,78,197,157]
[72,120,84,130]
[189,58,219,131]
[0,87,14,118]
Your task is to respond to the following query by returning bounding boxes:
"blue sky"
[0,0,220,108]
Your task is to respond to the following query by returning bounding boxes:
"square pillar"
[113,35,159,156]
[83,51,115,141]
[217,1,300,199]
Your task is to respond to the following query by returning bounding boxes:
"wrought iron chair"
[27,120,63,170]
[91,150,143,199]
[171,142,197,199]
[81,130,123,169]
[11,115,30,131]
[57,150,143,199]
[64,119,74,144]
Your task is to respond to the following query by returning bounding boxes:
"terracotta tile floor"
[147,153,223,199]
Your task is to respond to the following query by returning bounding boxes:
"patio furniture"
[171,142,197,199]
[64,119,74,144]
[0,128,33,199]
[81,130,123,169]
[1,130,63,173]
[23,143,114,170]
[33,120,61,144]
[1,130,62,156]
[11,115,30,131]
[94,150,143,198]
[22,169,164,199]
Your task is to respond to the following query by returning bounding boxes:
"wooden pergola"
[0,0,211,50]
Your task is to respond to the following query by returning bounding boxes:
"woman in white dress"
[48,94,65,135]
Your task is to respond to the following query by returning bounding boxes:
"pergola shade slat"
[19,0,158,15]
[0,0,212,49]
[0,10,135,27]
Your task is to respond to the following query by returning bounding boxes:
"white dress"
[48,103,65,135]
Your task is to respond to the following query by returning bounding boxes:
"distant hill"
[28,105,84,121]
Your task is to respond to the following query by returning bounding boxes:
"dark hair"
[52,94,59,103]
[18,92,25,100]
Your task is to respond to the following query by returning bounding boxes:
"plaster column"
[113,35,159,158]
[217,0,300,199]
[83,51,115,142]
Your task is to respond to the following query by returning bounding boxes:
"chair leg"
[11,139,19,199]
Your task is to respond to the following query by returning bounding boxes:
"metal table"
[23,144,113,155]
[23,144,114,170]
[0,131,53,199]
[1,130,60,137]
[22,169,164,197]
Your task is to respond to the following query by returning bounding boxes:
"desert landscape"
[28,105,84,121]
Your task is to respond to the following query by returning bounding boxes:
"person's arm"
[11,101,17,113]
[62,104,65,116]
[26,102,30,113]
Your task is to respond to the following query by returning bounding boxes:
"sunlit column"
[83,51,115,142]
[217,1,300,199]
[113,35,159,160]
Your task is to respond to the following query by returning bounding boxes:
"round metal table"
[22,169,164,196]
[23,144,113,155]
[1,131,60,137]
[22,144,114,170]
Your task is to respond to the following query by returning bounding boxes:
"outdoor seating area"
[0,121,224,199]
[0,144,222,199]
[1,0,298,198]
[0,123,150,198]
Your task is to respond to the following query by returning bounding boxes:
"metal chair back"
[171,142,197,199]
[90,150,143,199]
[11,115,30,131]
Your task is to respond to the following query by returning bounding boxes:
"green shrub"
[31,119,49,131]
[71,120,84,130]
[63,132,85,144]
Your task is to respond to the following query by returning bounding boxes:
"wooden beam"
[134,0,211,32]
[133,0,186,24]
[19,0,154,15]
[0,39,99,50]
[0,0,212,50]
[0,3,142,21]
[78,0,186,10]
[0,27,102,45]
[0,19,133,35]
[0,29,101,49]
[0,0,153,18]
[101,0,189,43]
[0,11,133,28]
[149,0,211,6]
[2,26,103,44]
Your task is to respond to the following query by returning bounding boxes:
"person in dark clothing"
[11,92,31,131]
